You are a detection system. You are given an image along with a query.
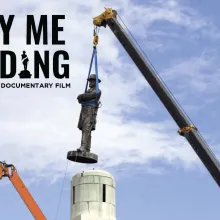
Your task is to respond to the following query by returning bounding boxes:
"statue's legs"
[86,133,91,152]
[78,123,92,152]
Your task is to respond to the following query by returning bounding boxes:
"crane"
[0,161,47,220]
[93,8,220,187]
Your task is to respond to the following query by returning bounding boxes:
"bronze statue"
[77,74,101,153]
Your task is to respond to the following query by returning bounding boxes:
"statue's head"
[87,74,101,88]
[23,51,26,54]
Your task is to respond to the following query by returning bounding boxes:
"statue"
[19,51,31,78]
[77,74,101,153]
[21,51,29,70]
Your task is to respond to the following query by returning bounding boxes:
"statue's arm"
[77,90,101,103]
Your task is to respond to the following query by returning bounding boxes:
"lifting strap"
[81,46,100,107]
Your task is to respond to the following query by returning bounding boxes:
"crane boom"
[93,8,220,187]
[0,162,47,220]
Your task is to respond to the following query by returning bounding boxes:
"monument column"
[70,170,116,220]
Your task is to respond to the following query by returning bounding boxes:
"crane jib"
[105,17,220,187]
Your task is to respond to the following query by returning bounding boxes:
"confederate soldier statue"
[77,74,101,153]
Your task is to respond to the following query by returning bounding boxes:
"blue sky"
[0,0,220,219]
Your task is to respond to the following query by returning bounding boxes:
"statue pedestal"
[67,151,98,164]
[18,70,32,78]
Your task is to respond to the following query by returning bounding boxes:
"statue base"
[67,150,98,164]
[19,70,32,79]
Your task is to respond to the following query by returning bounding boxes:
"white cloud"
[107,0,220,40]
[162,50,220,95]
[0,0,219,183]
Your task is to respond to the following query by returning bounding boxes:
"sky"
[0,0,220,219]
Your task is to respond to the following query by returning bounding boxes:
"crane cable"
[80,25,102,108]
[54,159,69,220]
[93,25,100,46]
[117,14,219,159]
